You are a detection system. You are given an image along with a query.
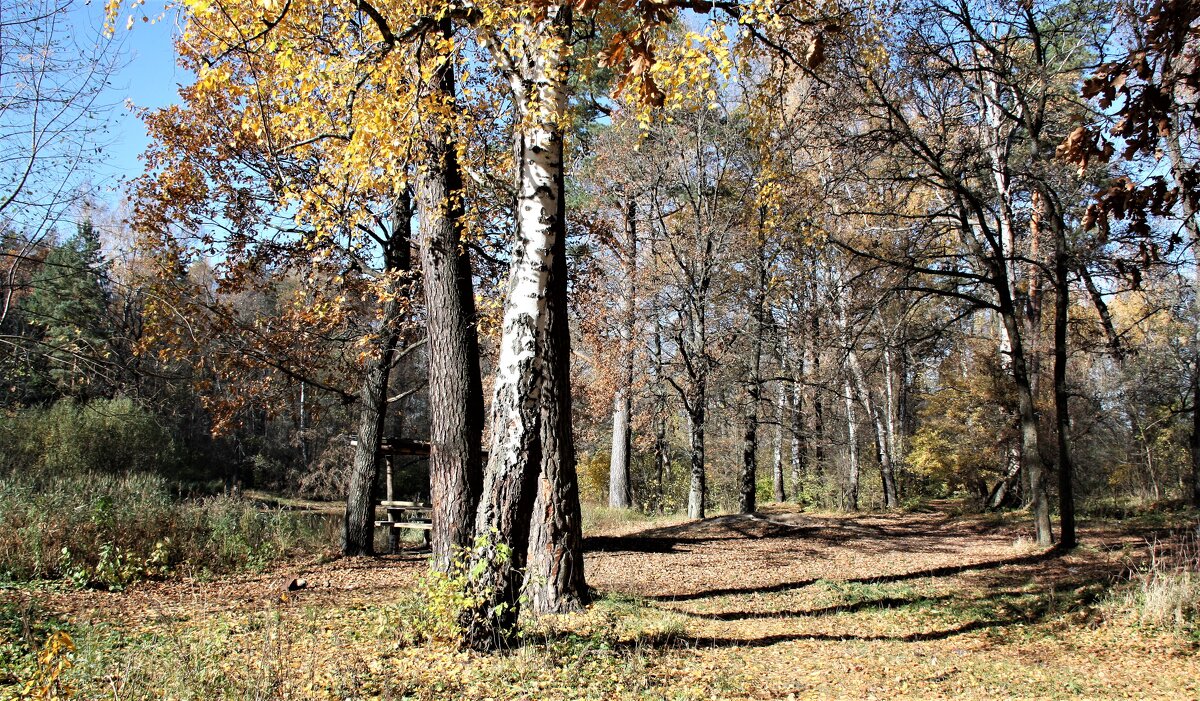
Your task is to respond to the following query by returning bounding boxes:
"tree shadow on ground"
[613,547,1119,650]
[643,547,1068,602]
[677,593,955,621]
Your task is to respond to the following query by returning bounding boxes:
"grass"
[4,505,1200,699]
[1102,528,1200,635]
[0,470,336,588]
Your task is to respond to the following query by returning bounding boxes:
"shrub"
[0,398,181,476]
[0,471,333,587]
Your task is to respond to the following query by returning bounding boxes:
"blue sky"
[74,1,186,206]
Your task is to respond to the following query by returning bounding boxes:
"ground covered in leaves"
[3,505,1197,699]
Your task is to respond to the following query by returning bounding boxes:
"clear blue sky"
[74,0,188,206]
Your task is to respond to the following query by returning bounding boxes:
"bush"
[0,398,181,476]
[0,470,333,587]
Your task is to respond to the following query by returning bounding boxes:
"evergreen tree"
[22,219,112,399]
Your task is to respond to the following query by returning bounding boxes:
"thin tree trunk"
[652,321,669,511]
[791,373,807,499]
[417,20,485,571]
[1051,203,1076,548]
[608,195,636,509]
[772,378,787,502]
[811,313,825,482]
[739,232,767,514]
[687,397,706,519]
[848,350,898,508]
[739,355,761,514]
[344,192,411,557]
[843,373,860,511]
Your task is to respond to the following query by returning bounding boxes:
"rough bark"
[1000,304,1053,545]
[462,6,571,650]
[343,192,412,557]
[526,122,589,615]
[739,355,761,514]
[772,378,787,502]
[652,321,669,511]
[739,237,766,514]
[687,396,706,519]
[417,20,485,571]
[810,313,825,481]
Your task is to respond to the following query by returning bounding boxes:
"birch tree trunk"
[463,6,575,649]
[526,121,589,615]
[843,373,860,511]
[790,375,806,498]
[848,350,898,508]
[417,20,485,571]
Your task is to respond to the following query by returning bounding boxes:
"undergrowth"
[0,471,334,588]
[1104,527,1200,635]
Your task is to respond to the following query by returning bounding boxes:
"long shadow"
[675,594,953,621]
[522,618,1017,653]
[647,547,1067,602]
[646,618,1011,649]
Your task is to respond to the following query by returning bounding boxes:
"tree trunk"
[608,196,636,509]
[462,6,571,650]
[1166,121,1200,506]
[772,378,787,502]
[843,373,860,511]
[687,397,706,519]
[1000,305,1053,545]
[739,356,761,514]
[1051,202,1076,549]
[526,123,589,615]
[739,235,767,514]
[849,350,898,508]
[652,321,669,511]
[791,375,807,498]
[810,313,825,482]
[417,21,485,571]
[343,192,412,557]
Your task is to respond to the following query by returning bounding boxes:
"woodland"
[1,0,1200,698]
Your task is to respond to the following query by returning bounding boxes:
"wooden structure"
[351,437,433,553]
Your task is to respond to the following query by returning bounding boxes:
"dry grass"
[1104,529,1200,632]
[4,505,1200,700]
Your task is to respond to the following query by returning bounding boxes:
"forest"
[1,0,1199,697]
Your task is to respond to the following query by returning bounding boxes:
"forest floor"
[3,504,1198,700]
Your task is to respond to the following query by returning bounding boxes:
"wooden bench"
[351,437,485,552]
[374,500,433,551]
